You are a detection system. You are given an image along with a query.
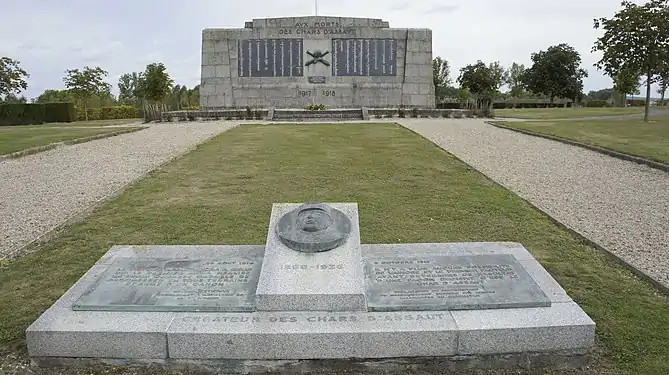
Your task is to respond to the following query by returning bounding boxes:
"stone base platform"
[32,348,591,373]
[159,108,480,122]
[26,242,595,372]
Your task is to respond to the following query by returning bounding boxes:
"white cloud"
[0,0,660,99]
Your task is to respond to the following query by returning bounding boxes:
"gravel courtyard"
[0,121,237,261]
[399,119,669,290]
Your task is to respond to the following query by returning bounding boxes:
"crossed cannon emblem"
[305,50,331,67]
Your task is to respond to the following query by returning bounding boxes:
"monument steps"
[271,108,365,122]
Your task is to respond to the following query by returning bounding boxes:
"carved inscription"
[283,263,345,271]
[364,254,551,311]
[181,313,448,324]
[73,256,263,312]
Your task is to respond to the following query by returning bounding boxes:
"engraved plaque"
[364,254,551,311]
[308,76,327,84]
[238,39,303,77]
[332,38,397,77]
[73,255,263,312]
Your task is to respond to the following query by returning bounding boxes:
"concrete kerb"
[0,127,147,161]
[486,120,669,173]
[396,120,669,297]
[2,123,240,262]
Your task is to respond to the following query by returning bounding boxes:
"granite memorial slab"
[26,202,596,372]
[73,252,263,312]
[255,203,367,312]
[364,254,551,312]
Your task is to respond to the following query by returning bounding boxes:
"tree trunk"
[661,88,666,106]
[644,71,651,122]
[84,100,88,121]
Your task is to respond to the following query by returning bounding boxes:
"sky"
[0,0,660,99]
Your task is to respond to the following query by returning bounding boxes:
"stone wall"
[200,16,435,109]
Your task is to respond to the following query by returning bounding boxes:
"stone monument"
[200,16,436,109]
[27,202,595,373]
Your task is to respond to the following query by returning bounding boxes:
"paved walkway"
[398,119,669,289]
[0,122,238,261]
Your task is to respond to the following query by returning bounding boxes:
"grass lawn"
[495,118,669,164]
[40,118,143,127]
[1,123,668,375]
[495,107,645,119]
[0,126,142,155]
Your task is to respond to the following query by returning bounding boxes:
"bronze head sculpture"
[275,202,351,253]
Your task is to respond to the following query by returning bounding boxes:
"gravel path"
[398,119,669,289]
[0,121,237,261]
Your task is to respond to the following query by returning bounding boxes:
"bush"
[76,106,140,121]
[0,104,46,125]
[627,99,646,107]
[437,102,461,109]
[398,108,406,118]
[584,100,609,108]
[184,105,200,111]
[411,107,419,118]
[305,104,327,110]
[44,102,75,123]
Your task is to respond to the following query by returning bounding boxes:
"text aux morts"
[279,21,355,36]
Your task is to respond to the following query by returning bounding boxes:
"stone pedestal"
[255,203,367,312]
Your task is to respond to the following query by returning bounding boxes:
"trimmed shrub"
[0,104,46,125]
[437,102,461,109]
[305,104,327,110]
[44,102,75,123]
[627,99,646,107]
[585,100,609,108]
[76,106,140,121]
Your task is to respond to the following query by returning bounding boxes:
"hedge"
[44,102,76,123]
[0,104,46,125]
[76,106,140,121]
[627,99,646,107]
[584,100,611,108]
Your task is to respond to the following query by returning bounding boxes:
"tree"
[523,43,588,104]
[0,57,29,100]
[612,68,641,106]
[35,89,74,103]
[593,0,669,121]
[488,61,507,94]
[63,66,112,121]
[118,72,144,106]
[506,62,526,98]
[1,93,27,104]
[142,63,173,103]
[658,66,669,106]
[432,57,452,104]
[457,61,499,112]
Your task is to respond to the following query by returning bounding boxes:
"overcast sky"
[1,0,659,99]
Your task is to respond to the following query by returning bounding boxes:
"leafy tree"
[142,63,173,103]
[188,85,200,107]
[432,57,452,103]
[586,88,615,101]
[488,61,507,94]
[63,66,112,120]
[1,93,27,104]
[457,61,499,111]
[506,62,526,98]
[35,89,74,103]
[658,66,669,106]
[593,0,669,121]
[523,43,588,104]
[118,72,144,106]
[0,57,29,100]
[612,68,641,107]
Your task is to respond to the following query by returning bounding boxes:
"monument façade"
[200,16,436,110]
